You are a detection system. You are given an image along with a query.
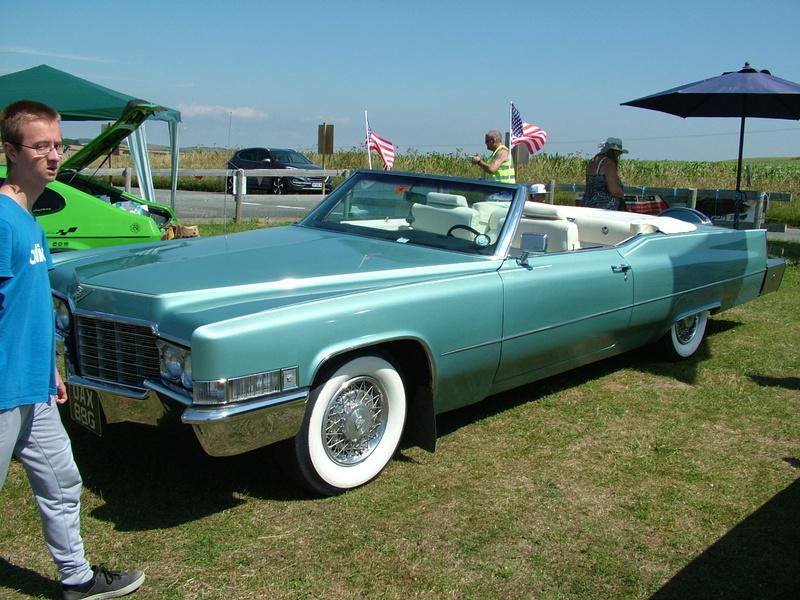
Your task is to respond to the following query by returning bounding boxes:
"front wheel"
[662,311,708,359]
[271,177,286,194]
[286,355,407,496]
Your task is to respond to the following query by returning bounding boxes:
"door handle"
[612,264,631,280]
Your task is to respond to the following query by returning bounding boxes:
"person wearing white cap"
[583,137,628,210]
[528,183,547,202]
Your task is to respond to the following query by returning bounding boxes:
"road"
[146,189,325,221]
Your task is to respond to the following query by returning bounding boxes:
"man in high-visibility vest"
[471,130,515,183]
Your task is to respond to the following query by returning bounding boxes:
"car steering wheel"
[446,224,481,238]
[446,225,491,247]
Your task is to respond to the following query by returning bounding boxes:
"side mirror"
[517,232,547,266]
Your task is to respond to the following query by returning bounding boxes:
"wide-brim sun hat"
[598,137,628,154]
[529,183,547,195]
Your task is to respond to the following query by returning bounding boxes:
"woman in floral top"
[583,137,627,210]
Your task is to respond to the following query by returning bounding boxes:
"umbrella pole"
[735,116,745,192]
[733,114,746,229]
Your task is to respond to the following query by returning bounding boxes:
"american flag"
[510,104,547,154]
[366,122,395,170]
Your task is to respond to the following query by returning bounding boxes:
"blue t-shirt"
[0,193,57,409]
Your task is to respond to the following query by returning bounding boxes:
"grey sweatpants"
[0,398,93,585]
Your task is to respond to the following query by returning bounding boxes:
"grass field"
[1,227,797,599]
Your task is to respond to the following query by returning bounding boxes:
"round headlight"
[54,300,71,332]
[180,354,192,389]
[162,346,184,381]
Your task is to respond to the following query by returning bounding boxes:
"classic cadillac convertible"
[50,170,786,495]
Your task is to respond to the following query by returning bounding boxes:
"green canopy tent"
[0,64,181,206]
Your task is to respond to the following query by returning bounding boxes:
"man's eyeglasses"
[17,142,64,156]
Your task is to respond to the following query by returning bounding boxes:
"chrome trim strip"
[64,306,191,348]
[144,379,192,407]
[67,375,149,399]
[442,267,763,356]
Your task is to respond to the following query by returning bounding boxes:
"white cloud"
[177,103,268,120]
[0,45,116,64]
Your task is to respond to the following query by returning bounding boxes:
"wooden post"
[124,168,132,193]
[548,179,556,204]
[235,169,244,223]
[753,191,767,228]
[688,188,698,209]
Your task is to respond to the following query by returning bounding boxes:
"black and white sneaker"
[62,565,145,600]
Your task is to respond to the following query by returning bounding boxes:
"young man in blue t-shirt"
[0,100,145,600]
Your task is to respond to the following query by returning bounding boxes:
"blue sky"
[2,0,799,162]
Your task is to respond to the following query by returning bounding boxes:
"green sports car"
[50,170,786,495]
[0,102,177,252]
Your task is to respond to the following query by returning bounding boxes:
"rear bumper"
[761,258,786,296]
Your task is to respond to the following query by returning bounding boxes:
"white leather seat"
[412,193,479,239]
[512,218,580,252]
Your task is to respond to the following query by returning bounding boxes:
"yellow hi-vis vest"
[484,145,515,183]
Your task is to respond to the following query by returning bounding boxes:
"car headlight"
[159,342,192,390]
[53,298,71,333]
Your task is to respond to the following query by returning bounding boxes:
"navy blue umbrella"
[622,63,800,193]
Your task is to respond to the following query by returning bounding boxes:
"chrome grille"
[76,315,160,388]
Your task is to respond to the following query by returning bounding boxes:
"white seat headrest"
[427,192,468,208]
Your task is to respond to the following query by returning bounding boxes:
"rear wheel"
[662,311,708,359]
[286,355,407,496]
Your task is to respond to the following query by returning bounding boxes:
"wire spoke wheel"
[323,376,386,465]
[663,310,708,359]
[286,355,406,495]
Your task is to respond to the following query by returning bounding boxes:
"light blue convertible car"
[50,170,786,495]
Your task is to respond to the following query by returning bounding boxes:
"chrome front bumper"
[67,375,308,457]
[180,388,308,457]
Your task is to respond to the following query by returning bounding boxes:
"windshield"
[277,150,312,164]
[300,171,517,255]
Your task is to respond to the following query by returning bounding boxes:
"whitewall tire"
[289,355,406,495]
[663,311,708,359]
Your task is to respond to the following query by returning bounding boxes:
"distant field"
[3,147,798,225]
[155,149,800,227]
[726,156,800,164]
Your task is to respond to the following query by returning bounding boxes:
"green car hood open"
[60,101,168,172]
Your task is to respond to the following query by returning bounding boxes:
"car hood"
[60,101,167,173]
[51,225,496,340]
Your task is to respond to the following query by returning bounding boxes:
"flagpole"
[364,111,372,170]
[509,100,515,169]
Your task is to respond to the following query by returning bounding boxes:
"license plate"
[311,182,322,188]
[68,383,103,436]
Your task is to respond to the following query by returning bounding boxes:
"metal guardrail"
[82,168,349,222]
[85,168,792,226]
[83,168,346,179]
